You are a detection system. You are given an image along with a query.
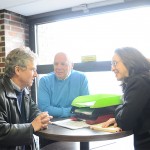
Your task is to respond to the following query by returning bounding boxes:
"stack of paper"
[52,119,90,130]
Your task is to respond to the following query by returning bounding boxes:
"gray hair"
[5,47,37,78]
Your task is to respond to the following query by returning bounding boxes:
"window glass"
[36,6,150,95]
[85,72,122,95]
[36,6,150,64]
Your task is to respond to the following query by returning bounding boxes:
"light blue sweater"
[38,70,89,118]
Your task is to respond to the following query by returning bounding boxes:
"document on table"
[52,119,90,130]
[90,123,122,133]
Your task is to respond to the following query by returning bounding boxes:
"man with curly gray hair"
[0,47,53,150]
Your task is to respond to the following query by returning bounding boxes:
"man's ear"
[15,66,20,75]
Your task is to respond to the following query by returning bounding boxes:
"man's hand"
[31,112,53,132]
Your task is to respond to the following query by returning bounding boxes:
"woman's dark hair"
[115,47,150,76]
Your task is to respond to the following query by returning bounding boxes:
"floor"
[38,135,134,150]
[90,135,134,150]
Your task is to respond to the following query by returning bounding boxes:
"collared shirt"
[10,79,23,92]
[10,79,24,109]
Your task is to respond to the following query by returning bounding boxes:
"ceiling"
[0,0,116,16]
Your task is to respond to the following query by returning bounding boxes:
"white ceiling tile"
[0,0,122,16]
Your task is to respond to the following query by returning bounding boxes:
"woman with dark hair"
[102,47,150,150]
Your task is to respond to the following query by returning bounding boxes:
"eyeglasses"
[111,61,121,67]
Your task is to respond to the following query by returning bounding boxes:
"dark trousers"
[134,132,150,150]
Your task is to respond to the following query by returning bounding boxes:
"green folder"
[71,94,122,108]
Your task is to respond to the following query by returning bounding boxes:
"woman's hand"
[101,118,118,128]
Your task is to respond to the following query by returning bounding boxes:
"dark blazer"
[0,76,41,150]
[115,73,150,149]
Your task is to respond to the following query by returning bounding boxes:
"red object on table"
[86,114,114,125]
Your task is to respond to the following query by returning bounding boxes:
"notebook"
[52,119,90,130]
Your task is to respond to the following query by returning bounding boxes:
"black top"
[115,73,150,136]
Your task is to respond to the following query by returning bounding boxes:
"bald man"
[38,52,89,118]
